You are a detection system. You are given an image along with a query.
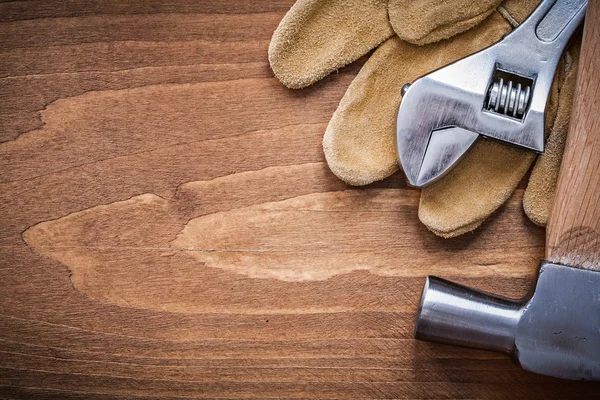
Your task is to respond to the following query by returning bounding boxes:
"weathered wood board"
[1,1,599,398]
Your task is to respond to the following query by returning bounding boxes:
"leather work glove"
[268,0,581,238]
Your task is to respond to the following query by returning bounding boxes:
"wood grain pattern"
[0,1,599,398]
[546,0,600,270]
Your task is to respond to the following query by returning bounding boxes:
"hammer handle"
[546,0,600,270]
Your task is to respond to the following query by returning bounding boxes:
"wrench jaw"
[416,127,480,187]
[395,66,491,188]
[396,46,546,188]
[395,78,435,187]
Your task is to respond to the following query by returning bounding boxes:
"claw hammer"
[414,1,600,380]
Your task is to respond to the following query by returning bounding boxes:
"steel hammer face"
[414,263,600,380]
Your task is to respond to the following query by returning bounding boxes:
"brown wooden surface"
[546,0,600,270]
[1,1,599,399]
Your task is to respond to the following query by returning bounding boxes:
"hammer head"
[415,262,600,380]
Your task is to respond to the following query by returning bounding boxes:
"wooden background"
[0,1,598,398]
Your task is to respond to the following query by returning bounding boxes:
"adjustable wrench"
[396,0,587,187]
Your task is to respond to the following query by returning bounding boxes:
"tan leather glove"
[269,0,580,238]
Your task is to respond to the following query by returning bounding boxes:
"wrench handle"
[535,0,587,43]
[546,0,600,270]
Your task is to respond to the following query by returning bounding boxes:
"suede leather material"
[268,0,507,89]
[388,0,501,45]
[501,0,543,24]
[269,0,577,237]
[268,0,393,89]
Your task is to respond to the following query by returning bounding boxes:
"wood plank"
[0,1,598,398]
[546,0,600,269]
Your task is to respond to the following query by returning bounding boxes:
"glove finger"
[419,140,537,238]
[268,0,393,89]
[523,39,581,226]
[323,13,512,186]
[388,0,502,45]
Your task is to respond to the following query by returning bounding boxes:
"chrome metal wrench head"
[396,0,587,187]
[414,263,600,380]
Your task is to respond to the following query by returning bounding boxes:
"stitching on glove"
[496,5,519,28]
[563,51,574,74]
